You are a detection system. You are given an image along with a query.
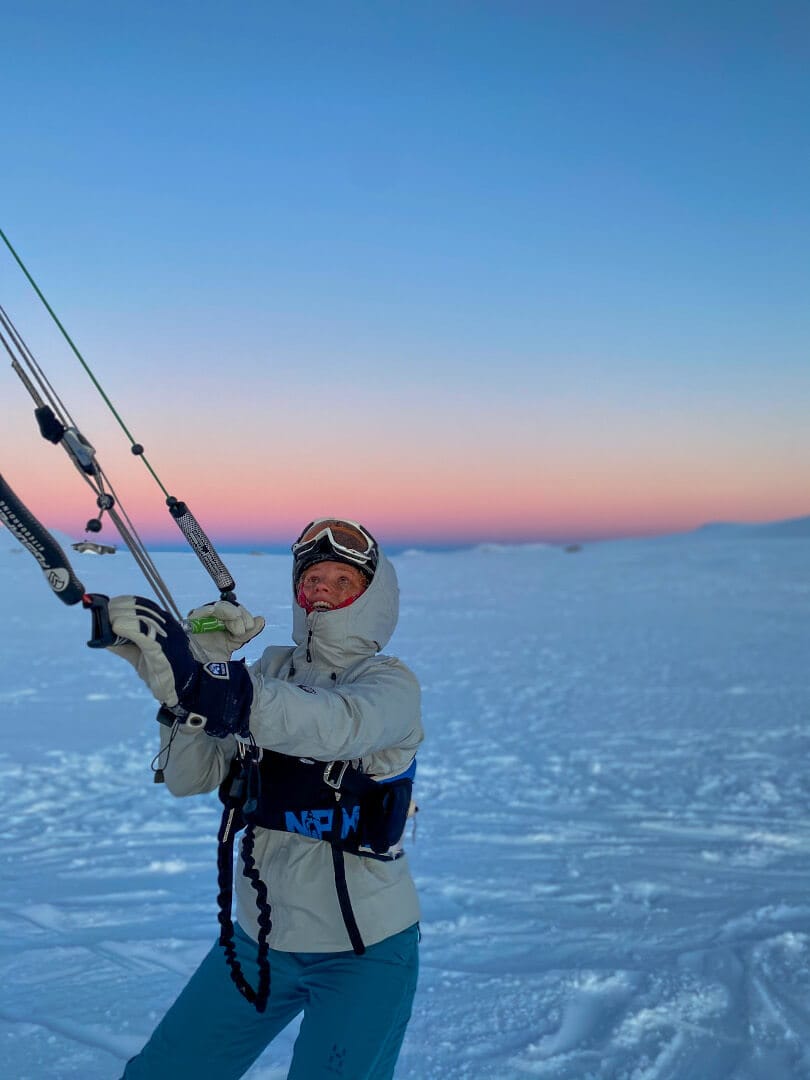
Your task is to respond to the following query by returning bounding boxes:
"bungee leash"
[0,227,237,628]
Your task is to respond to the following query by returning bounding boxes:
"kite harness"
[212,742,416,1012]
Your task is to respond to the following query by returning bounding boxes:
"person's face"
[298,560,368,612]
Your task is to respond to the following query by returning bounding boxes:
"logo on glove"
[204,662,231,680]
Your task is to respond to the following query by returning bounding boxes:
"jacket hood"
[291,550,400,670]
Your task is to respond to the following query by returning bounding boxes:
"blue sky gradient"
[2,2,809,548]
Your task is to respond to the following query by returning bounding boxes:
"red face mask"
[296,585,364,615]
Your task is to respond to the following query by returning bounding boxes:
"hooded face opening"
[296,560,370,614]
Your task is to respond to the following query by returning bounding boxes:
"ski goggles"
[292,518,379,580]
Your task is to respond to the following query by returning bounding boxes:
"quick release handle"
[187,614,227,634]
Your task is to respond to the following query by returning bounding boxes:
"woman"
[108,519,423,1080]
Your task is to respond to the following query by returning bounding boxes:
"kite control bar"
[0,471,116,646]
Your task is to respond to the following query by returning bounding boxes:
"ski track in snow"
[1,539,810,1078]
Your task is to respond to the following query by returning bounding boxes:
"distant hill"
[692,515,810,539]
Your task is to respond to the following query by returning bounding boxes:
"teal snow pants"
[120,922,419,1080]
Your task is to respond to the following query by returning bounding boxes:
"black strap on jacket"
[331,845,366,955]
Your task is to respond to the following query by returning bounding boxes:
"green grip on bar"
[187,615,227,634]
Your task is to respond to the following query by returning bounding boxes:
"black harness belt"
[216,747,415,1012]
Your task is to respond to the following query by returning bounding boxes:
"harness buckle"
[323,760,350,790]
[236,739,262,762]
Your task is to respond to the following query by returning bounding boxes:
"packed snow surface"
[1,534,809,1079]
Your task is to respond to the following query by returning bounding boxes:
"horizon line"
[63,515,810,555]
[4,510,810,556]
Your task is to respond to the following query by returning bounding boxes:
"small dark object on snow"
[72,541,117,555]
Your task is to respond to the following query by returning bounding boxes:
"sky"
[2,1,809,550]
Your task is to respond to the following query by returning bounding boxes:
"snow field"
[1,536,809,1078]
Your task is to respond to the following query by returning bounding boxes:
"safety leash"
[216,748,273,1012]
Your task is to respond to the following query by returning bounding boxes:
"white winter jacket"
[159,551,423,952]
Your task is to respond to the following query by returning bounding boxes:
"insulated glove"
[185,600,265,663]
[106,596,254,738]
